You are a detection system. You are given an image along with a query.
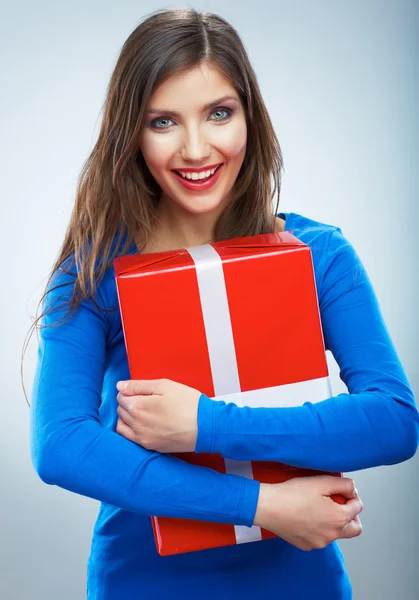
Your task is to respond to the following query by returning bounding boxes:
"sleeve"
[195,228,419,473]
[30,260,259,526]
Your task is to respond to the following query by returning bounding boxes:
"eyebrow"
[147,95,240,116]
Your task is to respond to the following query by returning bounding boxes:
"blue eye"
[150,116,174,129]
[210,108,232,121]
[149,107,233,130]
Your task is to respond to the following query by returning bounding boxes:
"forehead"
[148,64,239,110]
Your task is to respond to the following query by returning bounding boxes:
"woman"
[26,7,418,599]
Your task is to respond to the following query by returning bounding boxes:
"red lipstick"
[172,163,224,192]
[173,163,223,174]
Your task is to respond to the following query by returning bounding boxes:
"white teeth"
[177,165,219,180]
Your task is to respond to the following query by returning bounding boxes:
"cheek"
[140,132,176,175]
[215,120,247,161]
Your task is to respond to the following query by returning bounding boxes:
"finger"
[116,417,135,440]
[117,379,165,396]
[338,515,363,540]
[116,393,136,412]
[116,404,133,426]
[320,476,357,500]
[342,496,364,522]
[117,392,161,414]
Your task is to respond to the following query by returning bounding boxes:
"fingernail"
[117,381,128,391]
[354,487,359,496]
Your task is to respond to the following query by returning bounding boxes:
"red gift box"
[113,230,344,556]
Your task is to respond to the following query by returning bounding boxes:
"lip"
[172,163,224,192]
[172,163,223,174]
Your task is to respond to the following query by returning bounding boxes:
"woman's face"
[139,63,247,218]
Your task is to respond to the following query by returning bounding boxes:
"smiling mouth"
[172,164,223,183]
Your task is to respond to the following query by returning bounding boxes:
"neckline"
[129,212,291,254]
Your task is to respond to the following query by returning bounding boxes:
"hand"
[115,378,201,453]
[253,476,363,551]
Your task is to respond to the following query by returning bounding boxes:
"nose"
[180,124,211,162]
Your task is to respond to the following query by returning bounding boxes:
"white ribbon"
[186,244,332,544]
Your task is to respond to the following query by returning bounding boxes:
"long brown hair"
[21,7,284,405]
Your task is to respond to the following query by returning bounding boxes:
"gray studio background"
[1,1,418,598]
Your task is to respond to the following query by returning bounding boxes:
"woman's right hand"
[253,476,364,551]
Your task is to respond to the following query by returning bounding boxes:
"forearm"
[31,415,260,526]
[195,390,419,472]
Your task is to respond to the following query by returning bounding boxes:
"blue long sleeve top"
[30,211,419,600]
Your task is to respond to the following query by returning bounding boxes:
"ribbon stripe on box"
[186,243,333,545]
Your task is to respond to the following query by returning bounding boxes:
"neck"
[153,197,225,248]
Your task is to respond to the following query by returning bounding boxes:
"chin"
[167,191,228,214]
[184,201,227,217]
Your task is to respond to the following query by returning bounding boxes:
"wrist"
[253,482,270,528]
[195,393,216,453]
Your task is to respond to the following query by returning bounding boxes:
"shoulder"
[284,212,364,299]
[285,211,361,254]
[48,228,135,299]
[284,211,344,264]
[45,241,129,330]
[284,211,341,237]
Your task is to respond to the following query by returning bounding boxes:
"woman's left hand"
[115,378,201,453]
